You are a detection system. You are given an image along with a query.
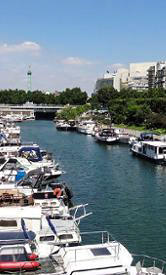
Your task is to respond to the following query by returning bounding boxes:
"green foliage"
[56,104,91,120]
[0,87,87,105]
[55,87,87,105]
[91,86,117,108]
[146,113,166,130]
[90,87,166,131]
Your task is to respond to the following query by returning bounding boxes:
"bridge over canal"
[0,104,65,119]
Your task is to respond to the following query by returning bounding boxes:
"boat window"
[91,247,111,256]
[40,235,54,242]
[0,220,17,227]
[58,234,73,240]
[6,159,17,164]
[159,147,166,154]
[3,159,18,170]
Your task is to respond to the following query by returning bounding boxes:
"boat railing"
[79,230,113,243]
[69,204,92,225]
[132,254,166,274]
[79,230,120,256]
[58,231,120,266]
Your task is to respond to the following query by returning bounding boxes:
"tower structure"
[27,66,32,92]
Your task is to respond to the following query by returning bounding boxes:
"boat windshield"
[0,246,27,262]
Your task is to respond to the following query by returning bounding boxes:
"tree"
[91,86,118,108]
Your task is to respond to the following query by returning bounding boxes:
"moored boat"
[95,128,119,144]
[50,230,133,275]
[55,120,76,131]
[77,120,96,135]
[131,140,166,164]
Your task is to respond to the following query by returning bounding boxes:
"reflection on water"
[20,121,166,260]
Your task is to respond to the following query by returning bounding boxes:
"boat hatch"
[0,220,17,227]
[40,235,55,242]
[90,247,111,256]
[58,234,73,240]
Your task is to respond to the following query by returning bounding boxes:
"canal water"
[20,120,166,260]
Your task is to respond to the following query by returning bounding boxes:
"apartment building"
[147,61,166,89]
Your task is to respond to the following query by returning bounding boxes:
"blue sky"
[1,0,166,94]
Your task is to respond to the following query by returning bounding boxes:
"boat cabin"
[132,141,166,162]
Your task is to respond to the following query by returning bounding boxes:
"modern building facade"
[147,65,156,89]
[128,62,156,90]
[94,68,129,92]
[95,61,166,92]
[147,61,166,89]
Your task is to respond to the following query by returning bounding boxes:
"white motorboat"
[0,121,20,145]
[1,114,24,123]
[56,120,71,131]
[95,128,120,144]
[0,157,62,184]
[56,120,76,131]
[40,234,166,275]
[50,230,133,275]
[38,254,166,275]
[131,141,166,165]
[0,144,55,167]
[24,113,35,120]
[0,204,91,258]
[77,121,96,135]
[0,169,74,208]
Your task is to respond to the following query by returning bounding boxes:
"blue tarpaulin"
[18,146,43,162]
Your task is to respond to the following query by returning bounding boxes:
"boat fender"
[0,261,40,271]
[53,187,62,198]
[28,253,38,260]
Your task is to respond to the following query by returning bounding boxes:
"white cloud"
[0,41,41,54]
[111,63,126,70]
[62,56,92,65]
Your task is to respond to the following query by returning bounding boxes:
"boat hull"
[95,136,119,144]
[56,126,76,131]
[131,149,166,165]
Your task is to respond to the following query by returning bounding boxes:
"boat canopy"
[0,231,36,245]
[18,146,43,162]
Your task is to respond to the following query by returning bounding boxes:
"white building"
[95,68,129,92]
[128,62,156,90]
